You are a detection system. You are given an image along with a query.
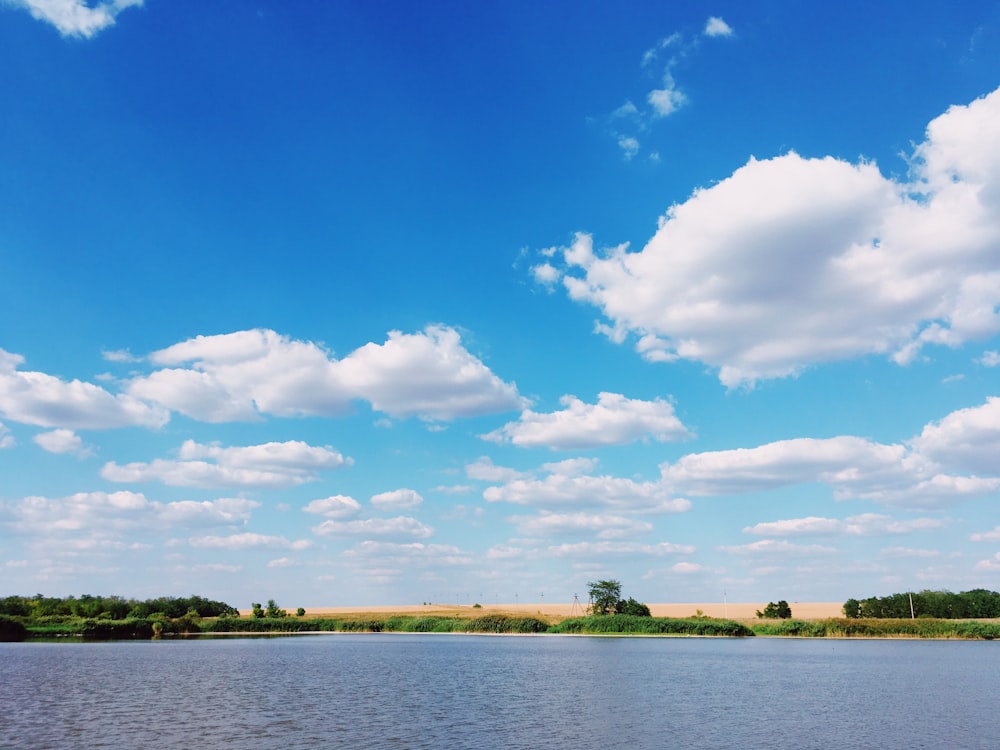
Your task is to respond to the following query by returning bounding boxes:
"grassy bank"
[549,615,754,636]
[750,617,1000,639]
[6,612,1000,641]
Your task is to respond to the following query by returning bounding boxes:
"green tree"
[756,600,792,619]
[265,599,287,618]
[843,598,861,618]
[617,597,651,617]
[588,579,623,615]
[296,607,306,617]
[251,602,265,618]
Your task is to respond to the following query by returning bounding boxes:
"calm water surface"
[2,635,998,749]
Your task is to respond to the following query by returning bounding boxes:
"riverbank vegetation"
[750,617,1000,639]
[843,589,1000,619]
[2,592,999,641]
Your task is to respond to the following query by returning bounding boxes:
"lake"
[2,634,998,749]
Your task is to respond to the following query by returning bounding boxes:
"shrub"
[0,615,27,642]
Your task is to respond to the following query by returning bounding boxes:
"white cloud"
[6,0,142,38]
[975,552,1000,571]
[311,516,434,540]
[370,488,423,511]
[102,348,140,363]
[344,541,472,567]
[33,429,92,457]
[507,511,653,539]
[484,471,690,514]
[662,436,911,496]
[0,421,13,449]
[743,513,947,537]
[101,439,350,489]
[267,557,299,568]
[156,497,259,527]
[0,348,168,429]
[970,526,1000,542]
[465,456,527,483]
[912,396,1000,474]
[979,351,1000,367]
[879,546,941,559]
[189,533,313,551]
[704,16,734,38]
[2,491,257,537]
[670,561,704,573]
[647,73,687,117]
[483,392,689,450]
[718,540,838,556]
[618,135,640,160]
[302,495,361,518]
[531,262,561,287]
[547,541,694,557]
[131,326,524,423]
[547,86,1000,386]
[660,422,1000,509]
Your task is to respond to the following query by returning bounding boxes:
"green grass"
[750,617,1000,639]
[548,615,754,637]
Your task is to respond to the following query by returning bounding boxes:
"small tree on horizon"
[756,600,792,619]
[588,579,623,615]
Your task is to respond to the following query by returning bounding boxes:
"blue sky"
[2,0,1000,609]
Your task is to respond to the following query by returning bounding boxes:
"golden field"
[240,601,844,623]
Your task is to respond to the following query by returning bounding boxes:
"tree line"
[843,589,1000,619]
[0,594,238,620]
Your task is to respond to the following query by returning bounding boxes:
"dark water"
[1,635,998,749]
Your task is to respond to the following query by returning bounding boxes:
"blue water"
[1,635,998,749]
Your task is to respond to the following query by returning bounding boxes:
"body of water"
[2,634,998,749]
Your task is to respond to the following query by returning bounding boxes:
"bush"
[548,615,753,637]
[0,615,27,642]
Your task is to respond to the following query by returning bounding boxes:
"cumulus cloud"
[302,495,361,518]
[975,552,1000,571]
[129,326,524,423]
[718,540,838,556]
[911,396,1000,474]
[465,456,528,483]
[33,429,92,457]
[970,526,1000,542]
[312,516,434,540]
[483,392,690,450]
[3,491,258,537]
[980,351,1000,367]
[660,412,1000,509]
[188,533,313,551]
[547,541,694,557]
[484,468,691,514]
[704,17,734,38]
[743,513,947,537]
[5,0,143,38]
[543,86,1000,386]
[0,348,168,429]
[101,439,350,489]
[507,511,653,539]
[370,488,423,511]
[0,422,13,449]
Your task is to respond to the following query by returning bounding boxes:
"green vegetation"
[751,617,1000,639]
[550,615,754,637]
[756,600,792,619]
[586,579,652,616]
[0,614,28,642]
[0,594,237,620]
[206,613,550,634]
[843,589,1000,618]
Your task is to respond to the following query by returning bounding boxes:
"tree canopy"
[587,579,651,617]
[756,600,792,619]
